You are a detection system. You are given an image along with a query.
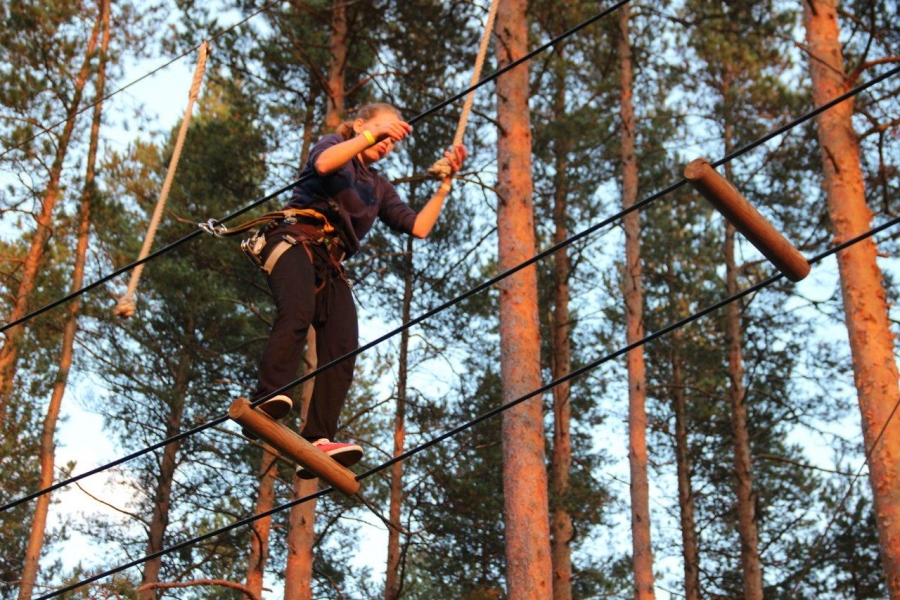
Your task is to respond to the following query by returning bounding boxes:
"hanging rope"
[114,41,210,318]
[428,0,500,178]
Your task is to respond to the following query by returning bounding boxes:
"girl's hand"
[370,119,412,143]
[444,144,467,174]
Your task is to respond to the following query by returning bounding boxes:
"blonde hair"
[336,103,401,140]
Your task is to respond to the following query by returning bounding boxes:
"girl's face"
[354,110,400,164]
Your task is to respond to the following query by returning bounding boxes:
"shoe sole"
[241,396,293,440]
[296,446,363,479]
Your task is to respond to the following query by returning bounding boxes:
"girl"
[250,103,466,476]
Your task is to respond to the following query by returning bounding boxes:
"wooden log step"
[684,158,811,282]
[229,397,360,496]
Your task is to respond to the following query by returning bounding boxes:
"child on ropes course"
[249,102,466,477]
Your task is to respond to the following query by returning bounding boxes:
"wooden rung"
[684,158,811,282]
[229,397,360,496]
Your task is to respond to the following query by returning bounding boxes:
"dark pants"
[253,241,357,441]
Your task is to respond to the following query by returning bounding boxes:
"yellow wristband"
[362,130,376,146]
[439,183,452,193]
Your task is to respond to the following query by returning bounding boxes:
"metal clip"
[199,218,229,237]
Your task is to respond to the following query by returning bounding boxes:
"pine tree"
[18,1,111,596]
[803,0,900,593]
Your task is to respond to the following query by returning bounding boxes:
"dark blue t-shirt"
[288,133,417,257]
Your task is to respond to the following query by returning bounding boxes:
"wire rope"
[3,59,898,515]
[37,213,900,600]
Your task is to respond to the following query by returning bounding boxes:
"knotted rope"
[428,0,499,178]
[114,41,210,317]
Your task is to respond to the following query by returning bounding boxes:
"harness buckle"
[240,231,267,268]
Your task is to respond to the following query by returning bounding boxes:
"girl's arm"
[412,145,467,239]
[314,119,412,174]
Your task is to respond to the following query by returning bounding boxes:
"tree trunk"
[0,6,103,424]
[496,0,553,596]
[139,350,192,600]
[285,479,317,600]
[325,0,348,130]
[671,342,700,600]
[618,7,655,599]
[17,3,110,597]
[283,92,319,600]
[548,49,574,600]
[722,125,763,598]
[284,338,319,600]
[385,236,414,600]
[804,2,900,594]
[284,6,348,591]
[285,335,318,600]
[245,448,278,597]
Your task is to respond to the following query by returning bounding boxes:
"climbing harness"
[201,207,344,277]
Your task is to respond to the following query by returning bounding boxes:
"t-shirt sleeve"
[377,179,417,235]
[306,133,344,173]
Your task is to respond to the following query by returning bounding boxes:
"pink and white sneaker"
[296,438,364,479]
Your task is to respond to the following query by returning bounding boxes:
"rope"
[36,214,900,600]
[3,60,898,516]
[428,0,500,178]
[113,41,210,318]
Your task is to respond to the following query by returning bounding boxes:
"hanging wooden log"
[229,397,360,496]
[684,158,811,282]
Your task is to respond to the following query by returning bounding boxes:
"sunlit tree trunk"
[324,0,347,130]
[670,339,700,600]
[284,341,318,600]
[496,0,553,596]
[284,5,349,591]
[618,6,655,598]
[804,1,900,594]
[385,235,414,600]
[245,449,278,597]
[548,47,574,600]
[17,3,110,597]
[722,120,763,599]
[139,350,192,600]
[0,7,103,424]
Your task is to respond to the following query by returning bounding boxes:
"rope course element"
[428,0,500,178]
[0,1,282,160]
[114,41,210,318]
[36,213,900,600]
[0,0,636,337]
[2,59,899,517]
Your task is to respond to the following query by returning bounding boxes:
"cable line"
[3,59,897,515]
[1,0,634,336]
[38,213,900,600]
[0,0,282,160]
